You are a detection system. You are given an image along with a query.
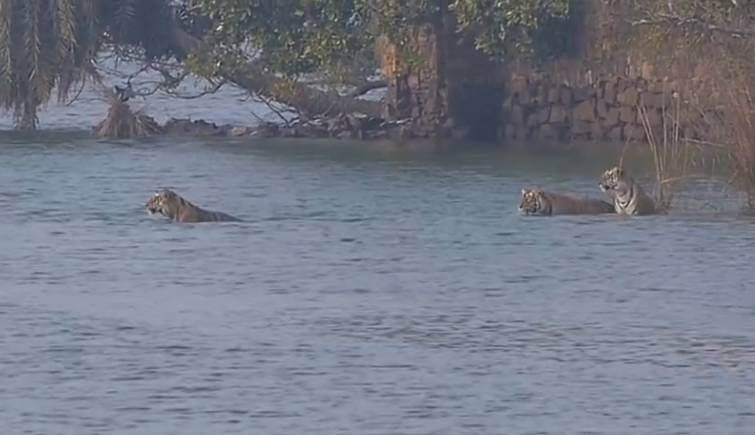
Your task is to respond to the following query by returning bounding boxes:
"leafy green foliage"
[194,0,372,76]
[452,0,570,58]
[192,0,573,77]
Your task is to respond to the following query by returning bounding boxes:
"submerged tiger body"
[519,188,615,216]
[598,166,656,216]
[146,189,241,223]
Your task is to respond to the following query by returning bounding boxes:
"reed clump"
[636,86,702,213]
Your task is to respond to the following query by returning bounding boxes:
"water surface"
[1,136,754,435]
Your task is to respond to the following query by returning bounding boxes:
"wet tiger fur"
[598,166,656,216]
[519,188,615,216]
[145,189,241,223]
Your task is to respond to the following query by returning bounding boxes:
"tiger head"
[518,188,549,215]
[145,189,183,219]
[599,166,628,196]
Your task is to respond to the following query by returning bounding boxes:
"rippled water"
[1,134,754,435]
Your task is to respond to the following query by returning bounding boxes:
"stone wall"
[495,0,735,145]
[499,72,683,144]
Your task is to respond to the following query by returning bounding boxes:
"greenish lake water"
[0,134,753,434]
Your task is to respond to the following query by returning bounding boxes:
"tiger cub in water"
[519,188,615,216]
[598,166,657,215]
[146,189,241,223]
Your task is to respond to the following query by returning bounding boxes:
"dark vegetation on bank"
[1,1,755,211]
[95,99,418,142]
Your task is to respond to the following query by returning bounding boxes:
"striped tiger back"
[519,188,615,216]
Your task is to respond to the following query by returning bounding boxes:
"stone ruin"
[499,74,694,144]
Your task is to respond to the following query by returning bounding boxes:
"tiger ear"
[521,188,527,195]
[616,167,624,176]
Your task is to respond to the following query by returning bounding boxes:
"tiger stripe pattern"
[519,188,615,216]
[146,189,241,223]
[598,166,656,216]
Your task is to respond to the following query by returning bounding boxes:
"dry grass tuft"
[95,91,162,138]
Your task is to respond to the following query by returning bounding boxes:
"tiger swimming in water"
[145,189,241,223]
[518,188,615,216]
[598,166,656,215]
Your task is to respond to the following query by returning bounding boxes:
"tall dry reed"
[726,88,755,211]
[637,88,697,212]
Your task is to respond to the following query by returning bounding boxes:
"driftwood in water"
[95,100,163,138]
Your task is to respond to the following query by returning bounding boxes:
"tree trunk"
[377,1,504,140]
[378,1,450,137]
[19,98,39,131]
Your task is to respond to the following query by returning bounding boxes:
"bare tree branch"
[346,79,387,98]
[631,14,755,38]
[251,93,296,127]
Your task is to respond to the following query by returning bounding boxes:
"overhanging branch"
[167,24,383,117]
